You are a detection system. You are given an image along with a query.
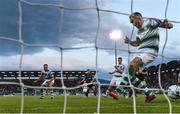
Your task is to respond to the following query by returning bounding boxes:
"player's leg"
[103,77,116,97]
[103,86,112,97]
[92,85,97,96]
[116,57,142,96]
[86,84,95,97]
[116,76,129,95]
[108,77,124,100]
[130,58,154,93]
[116,72,153,100]
[128,88,134,98]
[142,80,147,86]
[128,57,142,76]
[86,86,91,97]
[105,85,112,96]
[83,83,88,97]
[116,57,155,102]
[40,89,44,99]
[40,80,48,99]
[89,84,96,96]
[118,77,131,98]
[48,80,55,99]
[129,57,156,102]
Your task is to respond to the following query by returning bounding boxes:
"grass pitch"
[0,94,179,113]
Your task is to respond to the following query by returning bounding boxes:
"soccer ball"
[167,85,180,99]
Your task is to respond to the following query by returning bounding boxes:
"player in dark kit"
[79,69,97,97]
[136,68,148,86]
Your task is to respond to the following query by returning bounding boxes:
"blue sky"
[0,0,180,80]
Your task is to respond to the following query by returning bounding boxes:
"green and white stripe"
[137,19,160,52]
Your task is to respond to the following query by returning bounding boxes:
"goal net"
[0,0,180,114]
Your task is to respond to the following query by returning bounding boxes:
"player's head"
[43,64,48,71]
[129,12,143,28]
[118,57,122,64]
[143,68,148,72]
[85,69,91,74]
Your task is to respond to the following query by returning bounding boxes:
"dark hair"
[118,57,122,59]
[143,68,148,72]
[130,12,142,18]
[43,64,48,66]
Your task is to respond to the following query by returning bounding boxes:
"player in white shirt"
[114,12,173,103]
[103,57,125,99]
[34,64,55,99]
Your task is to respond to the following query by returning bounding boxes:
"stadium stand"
[147,60,180,89]
[0,71,96,95]
[0,60,180,96]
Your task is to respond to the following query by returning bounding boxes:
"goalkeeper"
[114,12,173,103]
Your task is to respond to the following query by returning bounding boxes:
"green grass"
[0,95,179,113]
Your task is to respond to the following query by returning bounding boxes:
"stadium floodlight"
[109,30,122,40]
[109,30,122,65]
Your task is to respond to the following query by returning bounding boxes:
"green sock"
[128,67,135,76]
[116,86,126,95]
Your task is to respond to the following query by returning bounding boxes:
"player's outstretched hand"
[163,19,173,29]
[33,80,37,84]
[109,72,113,74]
[125,36,130,44]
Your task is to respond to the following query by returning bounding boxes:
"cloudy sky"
[0,0,180,79]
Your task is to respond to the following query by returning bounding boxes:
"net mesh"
[0,0,180,114]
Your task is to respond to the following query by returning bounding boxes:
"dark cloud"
[0,0,180,60]
[0,0,133,56]
[0,0,19,39]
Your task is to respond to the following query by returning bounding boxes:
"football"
[167,85,180,99]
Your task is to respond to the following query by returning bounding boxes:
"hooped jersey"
[137,18,161,52]
[114,64,125,77]
[40,69,53,79]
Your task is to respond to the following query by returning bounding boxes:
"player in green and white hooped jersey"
[102,57,125,99]
[34,64,55,99]
[115,12,173,103]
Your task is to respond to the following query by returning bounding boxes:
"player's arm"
[151,18,173,29]
[109,71,116,74]
[79,78,86,85]
[114,65,124,74]
[33,76,43,83]
[137,71,148,76]
[125,36,141,47]
[49,74,55,82]
[114,68,122,74]
[33,71,44,83]
[159,19,173,29]
[141,71,148,75]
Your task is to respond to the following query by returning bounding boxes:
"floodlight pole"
[115,41,117,66]
[109,30,121,66]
